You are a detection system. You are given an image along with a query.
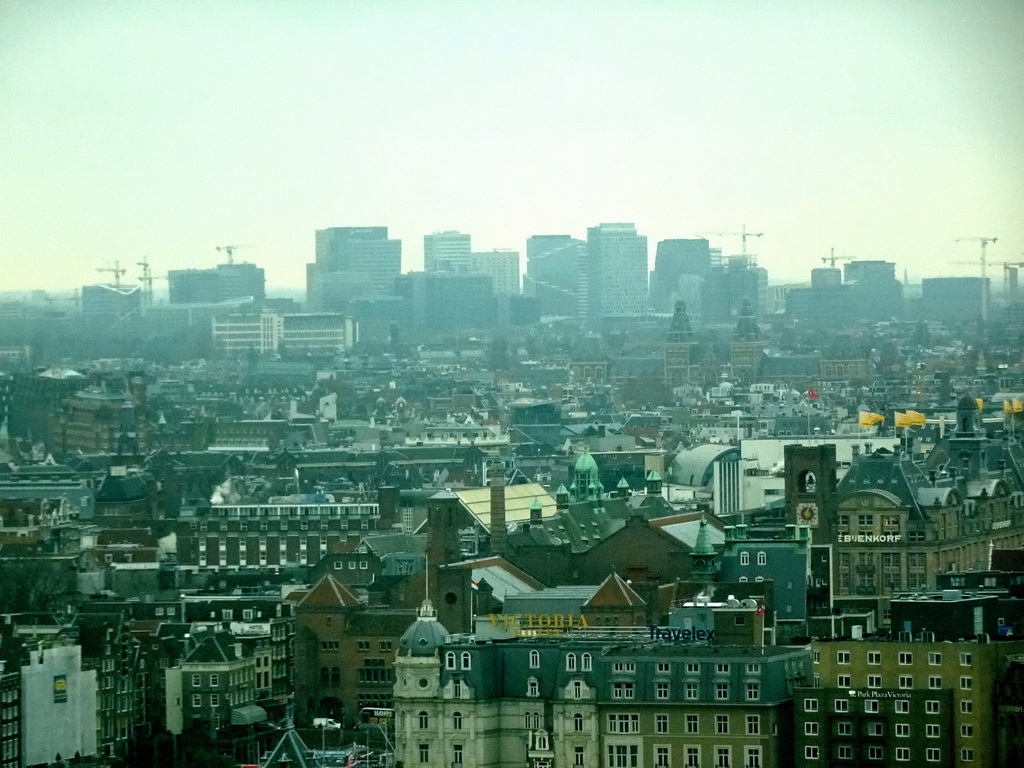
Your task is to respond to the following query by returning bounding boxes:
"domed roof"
[574,449,598,473]
[398,599,449,657]
[957,392,978,411]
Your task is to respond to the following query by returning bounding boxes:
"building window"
[566,653,577,671]
[418,744,429,764]
[868,746,883,760]
[656,714,669,734]
[191,694,201,707]
[804,698,819,712]
[961,700,973,714]
[961,749,974,762]
[573,713,584,732]
[529,650,540,669]
[899,652,913,665]
[452,744,463,764]
[582,653,592,671]
[960,653,972,666]
[834,698,848,712]
[898,675,912,689]
[926,700,940,714]
[575,747,585,766]
[747,714,760,735]
[715,683,729,700]
[210,693,219,706]
[525,711,540,729]
[571,680,584,699]
[715,747,731,768]
[756,551,766,566]
[837,651,851,664]
[613,662,636,674]
[612,682,634,699]
[658,662,671,674]
[926,724,940,738]
[685,714,699,733]
[656,682,670,699]
[805,747,819,760]
[445,652,456,669]
[716,715,729,734]
[961,676,972,690]
[607,744,639,768]
[868,675,881,689]
[452,711,463,730]
[867,651,881,665]
[928,652,942,665]
[740,552,749,565]
[926,748,940,762]
[527,678,540,697]
[685,747,700,768]
[961,724,973,737]
[608,714,640,734]
[746,662,760,675]
[838,746,853,760]
[418,711,429,729]
[837,721,853,736]
[655,745,670,768]
[928,675,942,689]
[716,663,730,674]
[896,747,910,761]
[191,674,201,687]
[896,723,910,737]
[867,722,884,736]
[745,682,760,701]
[461,652,471,670]
[864,699,879,713]
[895,700,910,713]
[685,682,699,700]
[804,722,819,735]
[837,675,851,688]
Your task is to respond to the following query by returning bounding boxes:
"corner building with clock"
[784,393,1024,625]
[393,599,812,768]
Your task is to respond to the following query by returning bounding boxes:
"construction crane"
[97,260,126,290]
[697,225,764,259]
[821,248,852,268]
[137,257,154,309]
[954,236,998,278]
[216,244,252,265]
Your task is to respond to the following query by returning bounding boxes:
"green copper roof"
[646,469,662,482]
[616,477,630,488]
[575,449,598,473]
[692,518,716,556]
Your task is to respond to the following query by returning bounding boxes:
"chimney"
[376,485,400,530]
[488,464,507,557]
[928,470,936,486]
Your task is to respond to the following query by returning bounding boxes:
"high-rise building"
[468,250,520,295]
[307,227,402,310]
[523,235,584,318]
[424,231,472,272]
[81,283,142,326]
[584,223,648,321]
[919,277,988,323]
[700,257,768,324]
[393,272,495,333]
[649,238,712,312]
[168,263,265,304]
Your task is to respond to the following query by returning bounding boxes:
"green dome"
[575,450,598,473]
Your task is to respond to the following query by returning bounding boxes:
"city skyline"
[2,1,1022,292]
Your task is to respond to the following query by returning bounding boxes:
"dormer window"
[529,650,540,669]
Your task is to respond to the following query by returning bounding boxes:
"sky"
[1,0,1023,294]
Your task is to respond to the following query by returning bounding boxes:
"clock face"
[797,502,819,527]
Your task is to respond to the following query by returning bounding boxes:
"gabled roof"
[184,631,250,663]
[260,727,316,768]
[452,483,557,530]
[583,573,646,608]
[296,574,361,609]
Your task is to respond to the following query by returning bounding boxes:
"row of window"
[804,697,974,714]
[416,711,763,737]
[190,691,248,708]
[414,743,764,768]
[804,745,973,763]
[738,551,769,566]
[190,670,252,688]
[823,673,972,690]
[805,721,961,737]
[829,650,972,666]
[611,681,759,701]
[524,652,761,676]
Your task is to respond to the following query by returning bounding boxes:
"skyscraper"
[168,263,265,305]
[584,223,649,321]
[649,238,712,312]
[423,231,472,272]
[524,235,584,318]
[468,250,520,295]
[307,226,402,310]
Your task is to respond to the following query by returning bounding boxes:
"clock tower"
[784,444,838,545]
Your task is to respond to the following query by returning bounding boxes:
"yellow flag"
[1014,399,1023,413]
[894,412,911,428]
[976,398,984,411]
[906,410,927,426]
[859,411,884,427]
[1005,400,1013,413]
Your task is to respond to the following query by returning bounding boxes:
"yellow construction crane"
[216,244,252,265]
[954,236,998,278]
[97,260,126,290]
[697,225,764,258]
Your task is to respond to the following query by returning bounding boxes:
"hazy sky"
[2,1,1022,293]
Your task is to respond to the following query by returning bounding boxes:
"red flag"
[755,602,766,618]
[806,388,818,400]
